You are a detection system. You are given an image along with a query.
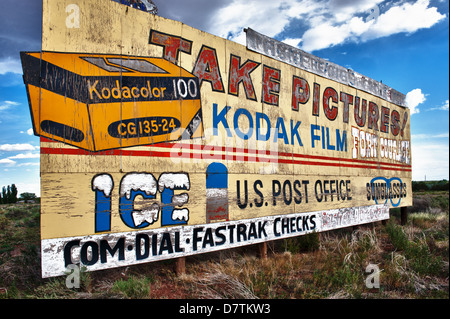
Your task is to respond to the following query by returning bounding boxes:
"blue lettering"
[311,124,347,152]
[212,103,307,147]
[290,120,303,146]
[119,189,156,229]
[256,112,271,141]
[274,117,289,144]
[311,124,321,148]
[337,129,347,152]
[326,127,335,150]
[234,108,254,140]
[213,103,232,137]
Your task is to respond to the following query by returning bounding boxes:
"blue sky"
[0,0,448,197]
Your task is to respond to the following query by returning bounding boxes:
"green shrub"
[111,276,152,298]
[283,232,320,254]
[386,222,443,276]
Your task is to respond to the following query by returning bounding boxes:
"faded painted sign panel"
[21,52,202,151]
[22,0,412,277]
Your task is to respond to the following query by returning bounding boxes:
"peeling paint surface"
[41,204,389,277]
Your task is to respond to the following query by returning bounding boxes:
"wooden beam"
[258,242,268,259]
[401,206,408,226]
[175,257,186,276]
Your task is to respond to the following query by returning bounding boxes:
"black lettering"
[248,222,258,240]
[258,221,268,238]
[159,232,174,255]
[215,226,227,245]
[193,227,203,251]
[274,217,281,236]
[237,224,247,242]
[237,180,248,209]
[151,234,158,256]
[272,180,281,205]
[174,231,184,253]
[395,183,400,198]
[293,180,302,204]
[290,217,296,233]
[323,180,330,202]
[310,215,317,230]
[340,180,347,199]
[302,180,310,203]
[80,241,99,266]
[302,215,310,231]
[296,216,302,232]
[136,234,149,260]
[64,240,80,267]
[202,228,215,248]
[282,217,290,234]
[283,180,292,205]
[330,180,336,201]
[100,238,125,263]
[346,180,352,200]
[254,180,264,207]
[315,180,323,202]
[366,183,372,200]
[228,224,236,244]
[335,180,341,200]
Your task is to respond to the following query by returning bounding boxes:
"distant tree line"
[412,180,449,192]
[0,184,18,204]
[0,184,38,204]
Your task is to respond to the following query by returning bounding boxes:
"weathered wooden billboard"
[21,0,412,278]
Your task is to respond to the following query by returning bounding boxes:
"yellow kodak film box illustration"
[21,51,203,151]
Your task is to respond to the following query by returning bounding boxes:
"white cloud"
[429,99,449,111]
[0,57,23,75]
[282,38,303,47]
[301,16,372,52]
[27,128,34,135]
[363,0,446,41]
[301,0,446,51]
[0,100,19,112]
[17,162,40,167]
[405,88,427,114]
[0,143,37,151]
[0,158,16,165]
[8,153,40,159]
[206,0,446,52]
[412,132,449,139]
[208,0,325,45]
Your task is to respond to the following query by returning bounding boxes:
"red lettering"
[391,110,400,136]
[228,55,260,100]
[262,65,280,106]
[192,45,225,92]
[323,87,338,120]
[368,101,379,131]
[354,96,367,127]
[149,30,192,64]
[380,106,390,133]
[312,82,320,116]
[292,76,310,111]
[340,92,353,123]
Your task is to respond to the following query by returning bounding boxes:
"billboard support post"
[258,242,268,259]
[175,257,186,276]
[401,207,408,226]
